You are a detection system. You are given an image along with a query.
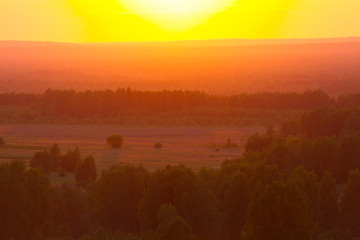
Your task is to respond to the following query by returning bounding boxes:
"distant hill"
[1,38,360,95]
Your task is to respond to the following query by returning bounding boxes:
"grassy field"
[0,124,264,178]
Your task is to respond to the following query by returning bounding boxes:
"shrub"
[107,135,123,148]
[154,143,162,148]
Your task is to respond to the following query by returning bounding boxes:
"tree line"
[282,107,360,137]
[1,88,355,125]
[0,89,338,118]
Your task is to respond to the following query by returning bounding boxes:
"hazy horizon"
[1,38,360,95]
[2,36,360,45]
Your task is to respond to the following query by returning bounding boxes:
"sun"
[118,0,237,31]
[63,0,299,42]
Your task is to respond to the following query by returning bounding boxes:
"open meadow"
[0,124,264,174]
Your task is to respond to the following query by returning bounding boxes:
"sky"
[0,0,359,42]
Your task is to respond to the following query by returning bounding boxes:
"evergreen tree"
[241,181,316,240]
[341,169,360,237]
[75,155,97,186]
[319,171,339,230]
[61,146,81,172]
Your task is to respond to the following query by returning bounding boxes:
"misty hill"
[1,38,360,95]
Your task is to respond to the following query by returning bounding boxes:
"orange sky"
[0,0,360,42]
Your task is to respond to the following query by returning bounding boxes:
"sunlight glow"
[119,0,238,31]
[1,0,360,42]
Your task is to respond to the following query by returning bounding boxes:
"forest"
[1,89,358,126]
[1,106,360,240]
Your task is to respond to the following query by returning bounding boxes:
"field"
[0,125,264,175]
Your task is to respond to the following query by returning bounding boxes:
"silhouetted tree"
[267,141,291,171]
[107,135,123,148]
[288,167,320,221]
[281,120,298,136]
[340,134,360,182]
[218,170,250,240]
[0,161,28,239]
[154,143,162,148]
[24,168,52,238]
[0,161,52,239]
[245,133,272,153]
[75,155,97,186]
[61,146,81,172]
[49,143,61,171]
[52,185,93,238]
[251,164,282,185]
[318,171,339,230]
[138,165,220,240]
[338,93,360,108]
[341,169,360,237]
[96,165,149,233]
[241,181,316,240]
[155,204,193,240]
[31,150,51,174]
